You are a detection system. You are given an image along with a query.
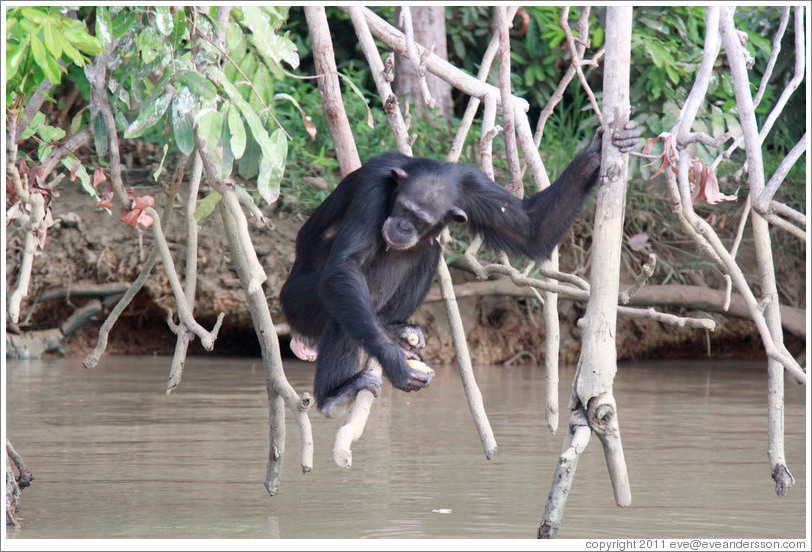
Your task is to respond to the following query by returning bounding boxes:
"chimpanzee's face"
[382,167,467,250]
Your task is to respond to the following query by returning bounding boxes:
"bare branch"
[618,253,657,304]
[559,7,602,123]
[6,166,45,323]
[333,359,382,468]
[216,191,314,489]
[539,407,591,538]
[535,9,597,146]
[86,37,130,209]
[753,7,791,109]
[305,6,361,175]
[447,6,519,163]
[144,207,224,350]
[496,6,522,196]
[348,7,412,156]
[167,153,201,394]
[398,7,435,109]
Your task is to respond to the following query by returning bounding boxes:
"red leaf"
[641,137,661,155]
[119,208,140,226]
[93,167,107,188]
[132,195,155,210]
[136,211,154,228]
[70,159,81,181]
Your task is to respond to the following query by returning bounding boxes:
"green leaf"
[228,107,247,159]
[664,64,680,85]
[123,92,173,139]
[208,66,278,160]
[194,108,224,152]
[137,26,162,64]
[45,55,63,85]
[256,128,287,205]
[42,21,61,58]
[95,6,113,45]
[111,9,137,40]
[338,72,374,129]
[61,25,102,56]
[238,125,261,180]
[70,109,84,135]
[153,144,170,181]
[172,93,195,155]
[37,123,65,143]
[226,20,243,50]
[56,32,86,66]
[193,190,222,221]
[62,157,95,197]
[37,143,53,162]
[30,34,48,73]
[219,111,234,181]
[244,6,299,70]
[176,71,217,100]
[155,6,174,36]
[747,32,771,55]
[6,37,30,83]
[170,8,188,48]
[94,111,109,158]
[20,112,46,140]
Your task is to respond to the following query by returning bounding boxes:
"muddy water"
[4,356,806,539]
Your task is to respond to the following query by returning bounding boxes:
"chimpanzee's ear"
[391,167,408,181]
[449,206,468,223]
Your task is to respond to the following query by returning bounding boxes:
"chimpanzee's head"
[382,166,468,250]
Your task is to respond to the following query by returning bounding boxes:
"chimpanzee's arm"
[458,123,640,262]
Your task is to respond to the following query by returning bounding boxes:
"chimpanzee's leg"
[314,319,382,417]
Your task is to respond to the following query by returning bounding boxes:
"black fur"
[280,125,639,416]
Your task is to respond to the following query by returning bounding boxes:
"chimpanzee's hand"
[586,120,641,156]
[612,120,641,153]
[385,345,435,392]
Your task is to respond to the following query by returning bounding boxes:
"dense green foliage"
[6,6,805,217]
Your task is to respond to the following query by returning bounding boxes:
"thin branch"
[559,7,602,123]
[167,153,200,394]
[305,6,361,176]
[496,6,522,196]
[754,132,807,222]
[348,7,412,156]
[753,7,791,109]
[447,6,519,163]
[535,8,599,146]
[618,253,657,304]
[144,207,224,350]
[398,7,435,109]
[539,407,591,538]
[87,37,130,209]
[216,192,314,490]
[6,166,45,324]
[333,359,382,468]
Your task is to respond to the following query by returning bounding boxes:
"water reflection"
[4,357,806,539]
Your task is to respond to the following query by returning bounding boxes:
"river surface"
[4,356,807,540]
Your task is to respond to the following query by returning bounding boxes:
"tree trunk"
[393,6,453,117]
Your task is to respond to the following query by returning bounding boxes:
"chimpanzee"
[280,123,640,416]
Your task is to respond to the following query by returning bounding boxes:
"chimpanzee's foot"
[388,323,425,356]
[290,334,318,362]
[317,369,383,418]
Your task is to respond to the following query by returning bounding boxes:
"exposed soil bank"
[5,176,806,364]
